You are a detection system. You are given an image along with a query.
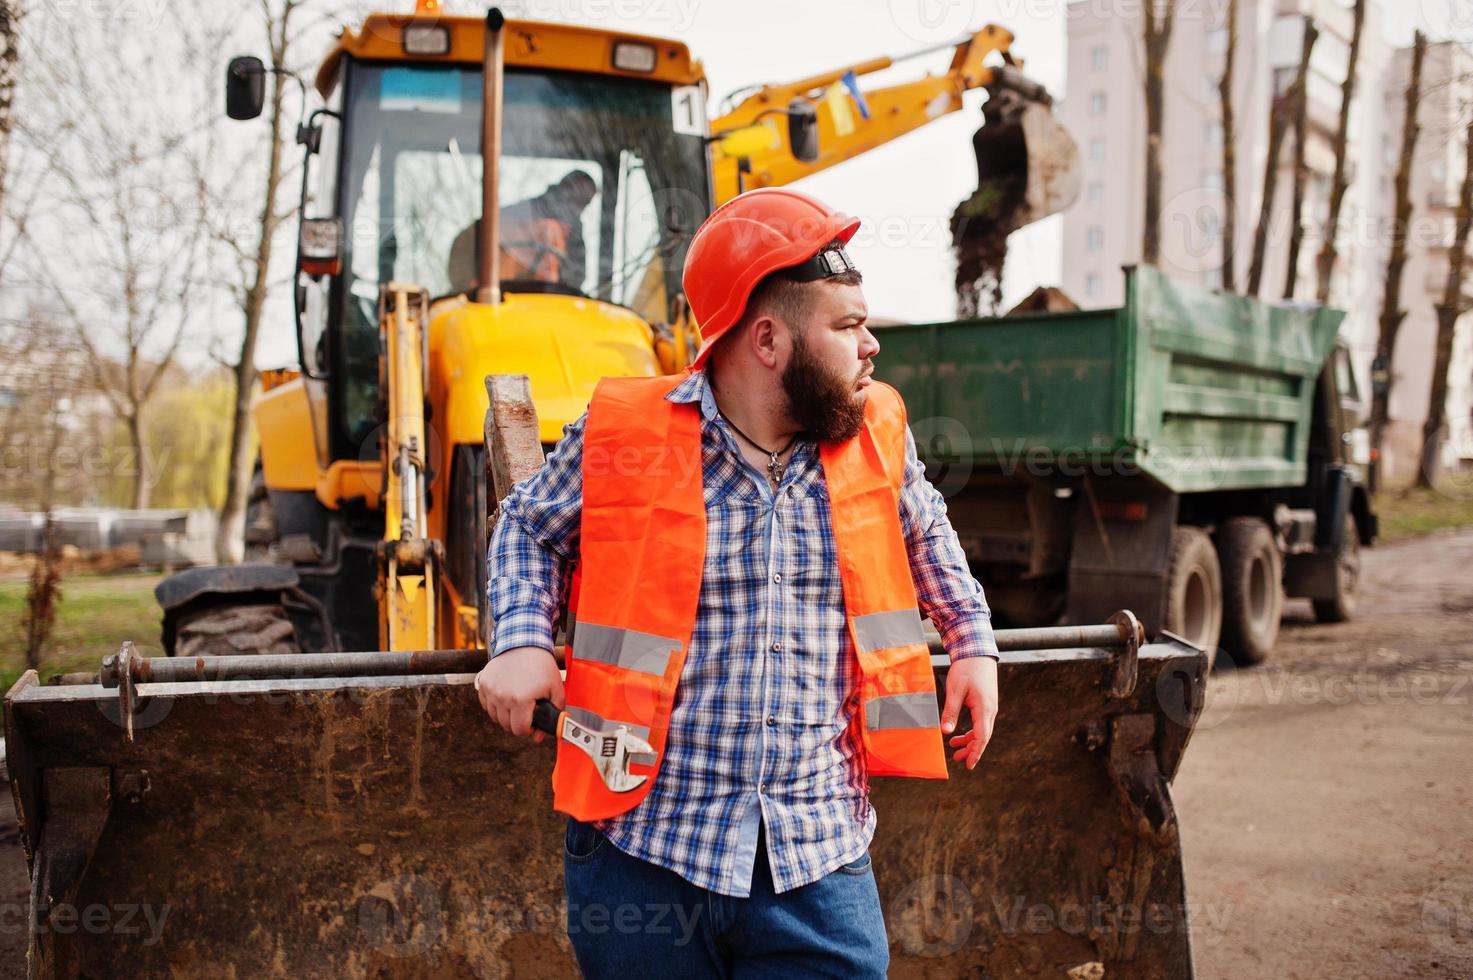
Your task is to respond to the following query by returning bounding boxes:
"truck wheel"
[1312,514,1360,624]
[1217,517,1283,665]
[174,602,300,658]
[1164,526,1223,663]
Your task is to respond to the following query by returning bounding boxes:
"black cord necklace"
[720,413,799,487]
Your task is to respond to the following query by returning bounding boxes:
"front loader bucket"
[5,629,1205,978]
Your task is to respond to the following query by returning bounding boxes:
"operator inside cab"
[446,170,599,295]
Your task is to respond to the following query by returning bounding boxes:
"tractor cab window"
[333,62,709,458]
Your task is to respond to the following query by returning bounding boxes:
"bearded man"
[475,187,1000,978]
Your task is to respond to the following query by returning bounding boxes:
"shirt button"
[772,641,782,652]
[772,572,782,583]
[766,715,776,727]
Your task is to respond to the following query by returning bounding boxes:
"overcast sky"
[247,0,1473,367]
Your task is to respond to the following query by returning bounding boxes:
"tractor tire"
[1163,526,1223,665]
[174,602,300,658]
[1217,517,1284,666]
[1312,513,1361,624]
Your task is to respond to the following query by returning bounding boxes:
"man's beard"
[780,332,868,442]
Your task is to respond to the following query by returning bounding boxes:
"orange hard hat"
[682,188,861,367]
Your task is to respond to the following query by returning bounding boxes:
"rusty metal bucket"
[5,623,1205,978]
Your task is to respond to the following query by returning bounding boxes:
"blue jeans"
[562,817,889,979]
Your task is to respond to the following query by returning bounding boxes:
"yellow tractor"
[3,5,1208,977]
[189,4,1082,661]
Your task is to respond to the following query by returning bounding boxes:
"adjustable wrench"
[532,699,653,793]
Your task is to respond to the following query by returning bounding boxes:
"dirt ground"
[1174,528,1473,979]
[0,531,1467,977]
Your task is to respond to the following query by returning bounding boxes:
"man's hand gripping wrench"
[531,699,653,793]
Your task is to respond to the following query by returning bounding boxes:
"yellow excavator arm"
[710,25,1026,203]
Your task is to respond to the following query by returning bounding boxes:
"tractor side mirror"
[787,98,819,163]
[226,56,266,121]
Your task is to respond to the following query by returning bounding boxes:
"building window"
[1089,92,1108,116]
[1204,170,1225,192]
[1204,123,1222,149]
[1087,181,1104,206]
[1085,273,1101,298]
[1208,28,1228,56]
[1091,45,1108,71]
[1086,226,1104,251]
[1090,139,1106,163]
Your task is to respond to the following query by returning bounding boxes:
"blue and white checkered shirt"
[488,370,997,897]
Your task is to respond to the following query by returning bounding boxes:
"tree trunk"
[1282,20,1318,299]
[127,409,150,509]
[1218,0,1239,291]
[1315,0,1365,305]
[1141,0,1177,266]
[215,3,296,565]
[1246,96,1289,296]
[1417,103,1473,488]
[0,0,19,220]
[1370,32,1425,491]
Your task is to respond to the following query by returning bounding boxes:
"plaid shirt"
[488,370,997,897]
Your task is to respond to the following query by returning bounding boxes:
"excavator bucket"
[4,633,1206,977]
[968,68,1083,231]
[953,68,1081,317]
[2,379,1206,977]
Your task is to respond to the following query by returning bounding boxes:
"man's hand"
[474,647,565,743]
[940,656,999,770]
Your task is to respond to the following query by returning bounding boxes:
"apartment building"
[1059,0,1471,484]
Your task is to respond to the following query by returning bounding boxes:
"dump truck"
[5,5,1212,977]
[876,265,1378,665]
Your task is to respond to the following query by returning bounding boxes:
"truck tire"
[1164,526,1223,663]
[174,602,300,658]
[1217,517,1283,665]
[1312,513,1360,624]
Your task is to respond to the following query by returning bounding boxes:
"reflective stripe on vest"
[551,373,946,822]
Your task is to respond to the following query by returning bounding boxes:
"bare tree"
[1247,101,1290,295]
[213,0,309,564]
[1218,0,1239,291]
[1370,32,1426,490]
[1282,20,1319,299]
[1314,0,1365,305]
[0,0,19,219]
[1141,0,1177,265]
[1247,17,1315,297]
[21,9,216,508]
[1418,102,1473,489]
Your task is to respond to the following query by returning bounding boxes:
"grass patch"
[1374,486,1473,543]
[0,571,163,693]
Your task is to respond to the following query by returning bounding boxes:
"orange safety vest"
[553,372,947,820]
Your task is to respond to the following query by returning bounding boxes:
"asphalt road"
[1175,528,1473,979]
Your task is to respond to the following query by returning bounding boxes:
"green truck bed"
[877,266,1345,493]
